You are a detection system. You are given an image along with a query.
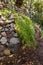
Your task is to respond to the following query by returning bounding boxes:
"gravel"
[10,37,20,44]
[1,37,7,44]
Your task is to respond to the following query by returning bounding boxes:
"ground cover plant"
[15,14,36,48]
[0,0,43,65]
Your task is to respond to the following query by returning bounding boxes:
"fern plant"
[15,14,36,48]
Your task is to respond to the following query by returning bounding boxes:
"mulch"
[0,44,42,65]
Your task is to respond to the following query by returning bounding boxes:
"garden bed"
[0,22,43,65]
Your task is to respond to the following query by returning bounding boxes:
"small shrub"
[15,14,36,48]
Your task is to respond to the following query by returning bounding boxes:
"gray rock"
[10,37,20,44]
[1,16,6,21]
[6,24,10,27]
[1,32,6,37]
[10,23,14,28]
[10,27,14,31]
[1,37,7,44]
[5,28,9,31]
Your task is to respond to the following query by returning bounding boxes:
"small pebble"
[5,28,9,31]
[1,16,6,21]
[1,37,7,44]
[10,37,20,44]
[4,49,11,56]
[1,32,6,37]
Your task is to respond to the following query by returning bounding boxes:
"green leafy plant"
[15,14,36,48]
